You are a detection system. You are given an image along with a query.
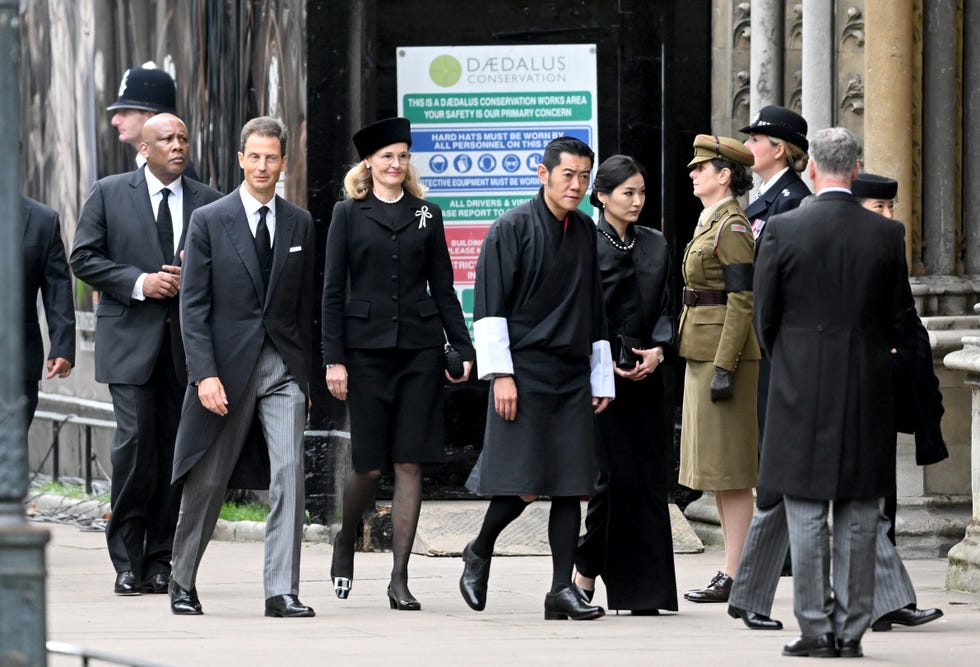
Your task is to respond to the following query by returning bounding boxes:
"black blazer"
[22,196,75,382]
[321,193,474,365]
[172,190,315,482]
[70,167,222,385]
[892,307,948,465]
[744,169,811,240]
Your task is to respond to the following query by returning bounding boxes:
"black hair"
[710,157,753,197]
[542,136,595,171]
[589,155,646,208]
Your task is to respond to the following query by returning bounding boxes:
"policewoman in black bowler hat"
[740,105,811,240]
[321,117,474,611]
[678,135,760,605]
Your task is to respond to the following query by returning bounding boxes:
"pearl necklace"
[598,226,635,251]
[375,190,405,204]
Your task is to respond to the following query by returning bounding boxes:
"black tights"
[473,495,581,593]
[334,464,422,599]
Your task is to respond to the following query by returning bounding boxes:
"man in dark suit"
[70,113,222,596]
[168,116,316,618]
[753,127,915,659]
[22,196,75,424]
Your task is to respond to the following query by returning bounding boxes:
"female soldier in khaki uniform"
[678,135,760,603]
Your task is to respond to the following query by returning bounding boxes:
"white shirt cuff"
[132,273,147,301]
[473,317,514,380]
[590,339,615,398]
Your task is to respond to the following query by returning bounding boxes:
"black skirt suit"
[322,192,474,471]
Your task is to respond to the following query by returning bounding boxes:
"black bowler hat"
[852,172,898,200]
[740,105,809,152]
[107,62,177,114]
[352,117,413,158]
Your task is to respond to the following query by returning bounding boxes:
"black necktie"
[157,187,174,261]
[255,205,272,289]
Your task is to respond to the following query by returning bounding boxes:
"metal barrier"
[47,641,173,667]
[31,410,116,493]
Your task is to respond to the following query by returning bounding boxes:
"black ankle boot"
[544,586,605,620]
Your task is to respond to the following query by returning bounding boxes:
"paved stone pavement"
[37,517,979,667]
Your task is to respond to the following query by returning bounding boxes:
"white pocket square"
[289,246,302,253]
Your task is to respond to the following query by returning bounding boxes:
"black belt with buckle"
[682,287,728,306]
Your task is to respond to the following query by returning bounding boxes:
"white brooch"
[782,188,790,197]
[415,205,432,229]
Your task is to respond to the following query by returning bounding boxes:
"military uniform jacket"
[678,197,760,370]
[743,169,811,239]
[321,192,474,365]
[754,192,914,500]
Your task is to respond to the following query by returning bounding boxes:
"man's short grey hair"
[240,116,288,156]
[808,127,860,177]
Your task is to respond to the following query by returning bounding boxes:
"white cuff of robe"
[590,339,615,398]
[132,273,147,301]
[473,316,514,380]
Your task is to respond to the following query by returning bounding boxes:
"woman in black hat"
[740,105,811,240]
[572,155,678,615]
[322,117,475,610]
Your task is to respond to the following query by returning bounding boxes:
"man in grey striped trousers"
[168,117,316,618]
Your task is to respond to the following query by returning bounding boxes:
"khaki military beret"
[687,134,755,168]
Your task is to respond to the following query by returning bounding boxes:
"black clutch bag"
[615,334,648,369]
[444,343,465,379]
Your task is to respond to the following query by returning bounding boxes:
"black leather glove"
[710,367,734,402]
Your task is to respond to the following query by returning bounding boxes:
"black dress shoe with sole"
[459,540,491,611]
[265,594,315,618]
[544,586,605,620]
[141,572,170,594]
[871,604,943,631]
[169,581,203,615]
[782,633,838,658]
[837,639,863,658]
[113,571,141,596]
[728,604,783,630]
[683,571,733,603]
[387,585,422,611]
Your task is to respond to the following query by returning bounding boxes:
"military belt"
[682,287,728,306]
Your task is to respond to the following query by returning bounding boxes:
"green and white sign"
[397,44,598,330]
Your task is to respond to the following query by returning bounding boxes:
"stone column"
[944,310,980,593]
[964,1,980,275]
[801,0,833,132]
[864,0,915,266]
[921,0,961,276]
[749,0,783,117]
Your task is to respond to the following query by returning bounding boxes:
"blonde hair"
[341,161,428,200]
[767,136,809,173]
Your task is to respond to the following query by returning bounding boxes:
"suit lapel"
[265,196,296,309]
[21,197,30,241]
[128,167,167,264]
[176,175,198,265]
[219,197,266,305]
[362,195,420,232]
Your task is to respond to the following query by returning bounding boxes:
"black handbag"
[615,334,648,369]
[444,343,465,379]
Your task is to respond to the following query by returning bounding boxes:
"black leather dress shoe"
[169,581,203,615]
[265,594,315,618]
[871,604,943,631]
[728,604,783,630]
[782,633,838,658]
[113,571,141,596]
[837,638,863,658]
[683,571,733,603]
[544,586,605,620]
[459,540,491,611]
[141,573,170,594]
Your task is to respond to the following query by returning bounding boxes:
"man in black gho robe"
[458,136,615,621]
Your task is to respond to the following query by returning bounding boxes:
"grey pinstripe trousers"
[171,341,307,598]
[729,498,916,620]
[784,496,879,640]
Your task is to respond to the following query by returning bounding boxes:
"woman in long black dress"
[573,155,678,614]
[322,117,474,610]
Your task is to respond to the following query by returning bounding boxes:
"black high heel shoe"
[387,585,421,611]
[331,533,354,600]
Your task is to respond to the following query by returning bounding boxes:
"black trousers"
[105,330,183,578]
[25,379,40,429]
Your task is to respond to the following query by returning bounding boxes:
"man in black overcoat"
[70,114,222,596]
[753,127,915,658]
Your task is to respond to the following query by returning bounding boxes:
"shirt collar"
[758,167,790,196]
[817,186,852,196]
[144,167,183,198]
[238,184,275,217]
[698,195,735,228]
